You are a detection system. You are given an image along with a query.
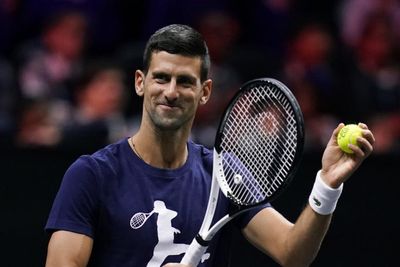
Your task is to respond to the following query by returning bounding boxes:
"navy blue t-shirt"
[45,139,270,266]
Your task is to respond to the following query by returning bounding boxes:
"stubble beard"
[145,104,195,132]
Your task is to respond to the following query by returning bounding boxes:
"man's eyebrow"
[152,71,170,78]
[152,71,197,84]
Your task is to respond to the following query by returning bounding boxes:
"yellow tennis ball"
[337,124,363,154]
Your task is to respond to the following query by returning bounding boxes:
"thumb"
[330,123,344,146]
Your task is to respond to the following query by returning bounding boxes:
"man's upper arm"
[46,230,93,267]
[242,207,293,265]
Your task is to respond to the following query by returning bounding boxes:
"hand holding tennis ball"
[337,124,363,153]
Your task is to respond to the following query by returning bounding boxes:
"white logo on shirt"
[130,200,210,266]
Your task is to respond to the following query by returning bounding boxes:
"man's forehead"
[148,51,202,76]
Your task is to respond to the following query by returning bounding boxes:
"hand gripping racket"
[180,78,305,266]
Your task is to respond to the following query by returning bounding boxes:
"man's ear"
[135,70,145,97]
[200,79,212,105]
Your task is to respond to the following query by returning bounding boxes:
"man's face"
[135,51,211,131]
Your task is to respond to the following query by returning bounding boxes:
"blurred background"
[0,0,399,266]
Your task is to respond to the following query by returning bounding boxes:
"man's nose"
[164,80,179,102]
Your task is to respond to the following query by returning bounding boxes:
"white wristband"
[308,170,343,215]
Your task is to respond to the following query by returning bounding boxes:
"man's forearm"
[284,205,332,267]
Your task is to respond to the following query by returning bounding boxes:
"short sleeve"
[233,203,272,229]
[45,156,100,238]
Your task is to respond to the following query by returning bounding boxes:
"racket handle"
[180,235,209,266]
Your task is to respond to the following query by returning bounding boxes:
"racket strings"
[220,84,298,205]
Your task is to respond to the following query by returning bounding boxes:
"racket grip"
[180,235,209,267]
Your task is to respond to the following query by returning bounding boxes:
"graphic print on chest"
[130,200,210,266]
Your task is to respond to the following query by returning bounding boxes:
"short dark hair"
[143,24,210,82]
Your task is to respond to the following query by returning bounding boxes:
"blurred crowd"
[1,0,399,154]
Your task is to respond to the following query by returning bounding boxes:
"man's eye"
[177,78,195,88]
[156,79,165,83]
[180,82,192,88]
[155,77,168,83]
[153,73,170,83]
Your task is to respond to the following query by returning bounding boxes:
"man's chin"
[152,118,184,131]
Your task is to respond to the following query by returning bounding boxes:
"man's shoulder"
[85,139,127,161]
[188,140,213,159]
[72,138,128,174]
[188,140,213,171]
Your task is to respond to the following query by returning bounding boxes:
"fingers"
[349,122,375,157]
[348,143,366,158]
[358,122,376,146]
[356,135,374,157]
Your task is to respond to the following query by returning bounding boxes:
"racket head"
[214,78,304,207]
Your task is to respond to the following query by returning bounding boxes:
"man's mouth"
[157,102,181,111]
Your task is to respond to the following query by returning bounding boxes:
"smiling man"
[45,24,374,267]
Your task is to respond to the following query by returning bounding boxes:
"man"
[45,24,375,267]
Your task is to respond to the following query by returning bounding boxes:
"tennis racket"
[180,78,305,266]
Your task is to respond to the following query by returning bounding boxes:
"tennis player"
[45,24,374,267]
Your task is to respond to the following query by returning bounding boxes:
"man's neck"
[130,125,190,169]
